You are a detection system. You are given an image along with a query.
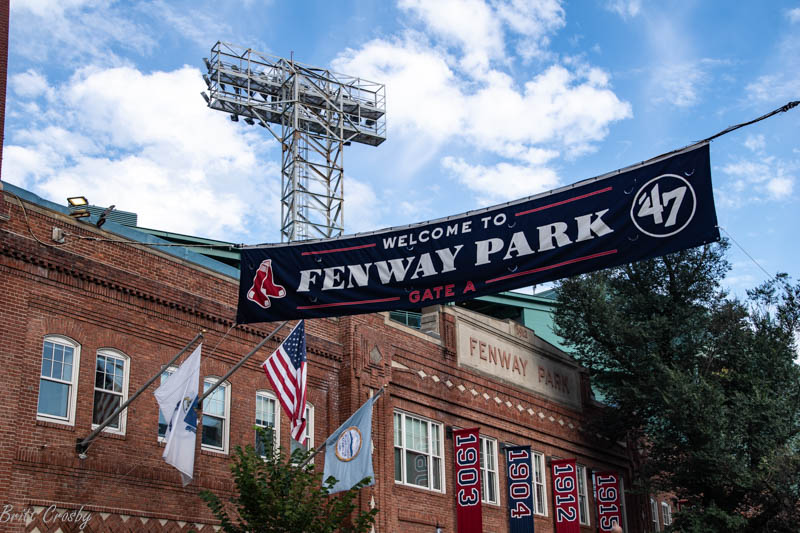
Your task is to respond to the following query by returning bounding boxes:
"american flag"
[262,320,308,444]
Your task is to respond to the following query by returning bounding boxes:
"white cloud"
[342,178,383,234]
[399,0,504,74]
[10,69,53,99]
[3,66,280,240]
[744,134,765,152]
[10,0,156,67]
[719,157,796,206]
[146,0,231,49]
[605,0,642,19]
[442,156,560,203]
[788,8,800,23]
[333,36,630,157]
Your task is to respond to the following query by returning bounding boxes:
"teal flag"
[323,392,380,494]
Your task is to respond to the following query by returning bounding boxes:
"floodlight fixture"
[67,196,88,207]
[201,41,386,242]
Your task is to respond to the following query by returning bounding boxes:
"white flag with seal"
[154,344,201,486]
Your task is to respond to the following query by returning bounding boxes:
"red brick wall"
[0,193,643,532]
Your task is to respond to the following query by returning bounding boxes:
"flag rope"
[196,320,290,405]
[296,386,386,471]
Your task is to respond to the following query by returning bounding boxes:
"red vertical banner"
[594,471,623,532]
[453,428,483,533]
[551,458,580,533]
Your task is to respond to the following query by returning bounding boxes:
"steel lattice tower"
[202,42,386,242]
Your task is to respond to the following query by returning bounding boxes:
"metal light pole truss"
[202,41,386,242]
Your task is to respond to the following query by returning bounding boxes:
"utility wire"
[718,226,775,282]
[4,101,798,252]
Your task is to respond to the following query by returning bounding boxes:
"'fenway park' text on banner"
[238,144,719,323]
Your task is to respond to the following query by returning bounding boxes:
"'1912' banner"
[505,445,536,533]
[238,144,719,323]
[594,471,623,531]
[551,458,580,533]
[453,428,482,533]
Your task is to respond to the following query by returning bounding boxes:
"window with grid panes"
[255,391,279,455]
[532,451,548,515]
[92,350,129,433]
[37,336,81,425]
[480,436,499,504]
[201,378,229,453]
[661,501,672,526]
[651,498,660,531]
[393,411,443,492]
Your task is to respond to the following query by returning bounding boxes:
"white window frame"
[91,348,130,435]
[480,436,499,505]
[201,377,230,454]
[37,335,81,426]
[393,410,445,493]
[651,497,660,531]
[532,450,548,516]
[661,501,672,526]
[157,366,177,441]
[577,464,590,526]
[291,402,315,453]
[256,390,280,455]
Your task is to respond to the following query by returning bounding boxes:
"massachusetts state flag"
[154,344,201,486]
[262,320,308,443]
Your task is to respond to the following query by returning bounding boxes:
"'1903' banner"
[594,471,624,531]
[453,428,482,533]
[505,445,536,533]
[238,144,719,323]
[551,458,580,533]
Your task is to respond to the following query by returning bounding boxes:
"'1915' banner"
[237,144,718,323]
[594,471,623,531]
[505,445,535,533]
[453,428,482,533]
[551,458,580,533]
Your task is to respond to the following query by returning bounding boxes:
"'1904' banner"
[505,445,536,533]
[238,144,719,323]
[453,428,483,533]
[551,458,580,533]
[594,471,624,531]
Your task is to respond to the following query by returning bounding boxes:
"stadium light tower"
[201,42,386,242]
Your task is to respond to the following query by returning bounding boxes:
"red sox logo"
[247,259,286,309]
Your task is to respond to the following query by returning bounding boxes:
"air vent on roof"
[84,205,138,227]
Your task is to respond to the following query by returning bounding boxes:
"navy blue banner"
[505,445,535,533]
[238,144,719,323]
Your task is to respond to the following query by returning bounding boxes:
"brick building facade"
[0,184,654,532]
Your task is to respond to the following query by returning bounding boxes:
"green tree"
[553,242,800,532]
[201,427,378,533]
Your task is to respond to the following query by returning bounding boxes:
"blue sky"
[3,0,799,299]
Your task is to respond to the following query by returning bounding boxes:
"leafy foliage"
[553,242,800,532]
[201,427,377,533]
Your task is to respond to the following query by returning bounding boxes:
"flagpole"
[297,386,386,470]
[75,331,205,458]
[196,320,289,406]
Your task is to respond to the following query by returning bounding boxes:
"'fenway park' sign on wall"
[237,144,719,323]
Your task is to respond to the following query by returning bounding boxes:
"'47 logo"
[631,174,697,238]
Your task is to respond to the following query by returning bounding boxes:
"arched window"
[92,349,130,434]
[37,335,81,425]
